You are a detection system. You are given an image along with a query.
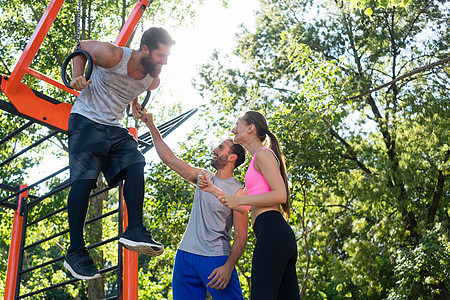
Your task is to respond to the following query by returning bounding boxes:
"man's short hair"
[226,139,246,169]
[140,27,176,52]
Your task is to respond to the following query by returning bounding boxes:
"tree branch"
[343,56,450,103]
[329,127,372,175]
[427,150,449,224]
[299,184,310,299]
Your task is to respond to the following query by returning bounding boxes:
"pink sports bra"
[245,147,279,196]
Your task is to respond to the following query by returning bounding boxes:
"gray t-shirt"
[178,171,243,256]
[71,47,153,127]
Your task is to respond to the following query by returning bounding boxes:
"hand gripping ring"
[127,90,151,117]
[61,49,93,89]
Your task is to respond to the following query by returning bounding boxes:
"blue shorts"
[172,250,244,300]
[68,113,145,186]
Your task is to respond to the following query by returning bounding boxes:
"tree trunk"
[87,174,107,299]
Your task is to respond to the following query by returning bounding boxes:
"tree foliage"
[194,0,449,298]
[1,0,449,299]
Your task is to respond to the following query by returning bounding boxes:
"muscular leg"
[67,179,96,251]
[122,162,145,229]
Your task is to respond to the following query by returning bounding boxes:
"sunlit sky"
[26,0,260,182]
[140,0,260,160]
[155,0,259,109]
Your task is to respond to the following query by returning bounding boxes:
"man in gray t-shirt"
[144,113,249,300]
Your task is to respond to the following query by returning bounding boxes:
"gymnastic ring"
[61,49,93,89]
[127,90,151,117]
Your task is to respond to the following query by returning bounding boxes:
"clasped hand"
[131,102,148,121]
[198,170,241,210]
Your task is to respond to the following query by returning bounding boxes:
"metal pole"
[122,127,139,300]
[115,0,150,46]
[6,0,65,93]
[4,185,28,300]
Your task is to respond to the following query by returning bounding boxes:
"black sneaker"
[64,246,101,280]
[118,227,164,257]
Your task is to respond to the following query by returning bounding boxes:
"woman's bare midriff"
[251,205,282,226]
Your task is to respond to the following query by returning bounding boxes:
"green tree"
[194,0,449,298]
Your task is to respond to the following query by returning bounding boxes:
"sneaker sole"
[118,237,164,257]
[63,260,101,280]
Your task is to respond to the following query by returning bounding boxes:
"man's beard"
[141,57,160,78]
[211,155,227,170]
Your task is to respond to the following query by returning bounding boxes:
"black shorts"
[68,113,145,186]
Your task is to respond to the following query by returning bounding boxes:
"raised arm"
[206,188,249,290]
[70,40,123,91]
[143,113,202,184]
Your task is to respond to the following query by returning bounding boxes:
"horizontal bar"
[1,167,69,205]
[26,183,117,225]
[24,208,119,251]
[26,68,79,97]
[26,206,67,228]
[17,265,118,299]
[0,183,19,192]
[20,236,119,275]
[26,180,71,208]
[0,201,17,210]
[0,121,34,147]
[0,131,58,168]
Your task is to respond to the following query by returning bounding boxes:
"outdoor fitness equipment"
[61,0,93,89]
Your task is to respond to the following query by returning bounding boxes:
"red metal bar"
[1,80,72,131]
[122,127,139,300]
[7,0,65,94]
[115,0,150,46]
[4,185,28,300]
[26,68,80,97]
[1,0,148,132]
[0,0,71,131]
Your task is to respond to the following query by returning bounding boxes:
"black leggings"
[67,162,145,250]
[251,210,300,300]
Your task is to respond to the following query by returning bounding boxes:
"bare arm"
[70,40,123,90]
[219,149,287,208]
[198,170,249,215]
[207,189,249,289]
[148,77,160,90]
[143,113,202,184]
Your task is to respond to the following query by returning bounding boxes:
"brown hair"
[242,111,291,218]
[140,27,175,52]
[225,138,246,168]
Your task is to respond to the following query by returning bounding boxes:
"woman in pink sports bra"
[199,111,300,299]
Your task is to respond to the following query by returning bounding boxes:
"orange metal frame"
[122,127,139,300]
[2,0,149,298]
[0,0,150,132]
[4,185,28,300]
